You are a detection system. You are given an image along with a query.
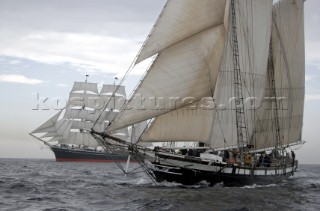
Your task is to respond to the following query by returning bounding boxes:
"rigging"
[231,0,249,159]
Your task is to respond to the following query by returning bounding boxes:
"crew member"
[245,153,252,166]
[291,150,295,164]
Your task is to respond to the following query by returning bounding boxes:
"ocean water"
[0,159,319,211]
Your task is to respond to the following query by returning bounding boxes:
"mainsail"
[253,0,305,149]
[210,0,273,149]
[107,0,305,152]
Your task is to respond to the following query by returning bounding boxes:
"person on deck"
[180,147,188,156]
[264,154,271,167]
[245,153,252,166]
[291,150,295,164]
[260,153,269,167]
[229,152,237,164]
[223,150,230,162]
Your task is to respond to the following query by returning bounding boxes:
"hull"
[151,152,298,186]
[50,146,135,162]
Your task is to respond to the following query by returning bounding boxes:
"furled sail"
[210,0,273,149]
[252,0,305,149]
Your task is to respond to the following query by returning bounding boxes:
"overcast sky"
[0,0,319,164]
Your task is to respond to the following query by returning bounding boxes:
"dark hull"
[152,156,298,187]
[152,165,205,185]
[213,171,294,187]
[50,146,134,162]
[153,166,295,187]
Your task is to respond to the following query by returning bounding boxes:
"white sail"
[209,0,273,149]
[55,119,73,139]
[65,108,95,121]
[48,136,64,143]
[100,84,126,96]
[100,95,126,110]
[253,0,305,149]
[273,0,305,146]
[111,127,129,138]
[68,93,102,109]
[71,120,105,133]
[141,104,215,144]
[101,111,117,122]
[108,24,226,132]
[36,119,72,140]
[71,82,99,94]
[64,108,118,124]
[135,0,227,64]
[63,132,100,147]
[31,111,62,133]
[41,132,57,138]
[131,121,148,143]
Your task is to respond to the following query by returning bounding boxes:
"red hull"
[56,158,132,162]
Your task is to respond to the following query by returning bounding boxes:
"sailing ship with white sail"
[93,0,305,186]
[30,78,135,162]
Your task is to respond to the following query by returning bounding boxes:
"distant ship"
[30,78,141,162]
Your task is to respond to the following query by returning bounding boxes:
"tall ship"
[91,0,306,186]
[30,78,137,162]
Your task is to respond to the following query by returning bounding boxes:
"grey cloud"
[304,0,320,42]
[0,0,166,37]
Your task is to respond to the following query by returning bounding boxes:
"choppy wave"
[241,183,278,189]
[0,159,319,211]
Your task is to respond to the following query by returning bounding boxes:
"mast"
[83,74,89,123]
[268,44,281,154]
[85,74,89,83]
[84,75,89,97]
[112,77,118,112]
[82,74,89,110]
[80,74,88,146]
[231,0,249,159]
